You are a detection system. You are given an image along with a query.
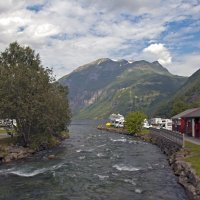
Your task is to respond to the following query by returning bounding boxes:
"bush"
[125,111,146,134]
[59,131,70,140]
[30,134,60,151]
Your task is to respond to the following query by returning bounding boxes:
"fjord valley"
[1,1,200,199]
[1,51,199,200]
[59,58,187,119]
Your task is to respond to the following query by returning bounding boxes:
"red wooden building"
[172,108,200,138]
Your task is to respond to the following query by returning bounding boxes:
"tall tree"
[0,42,71,147]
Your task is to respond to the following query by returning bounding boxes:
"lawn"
[184,141,200,177]
[0,129,7,134]
[0,128,16,135]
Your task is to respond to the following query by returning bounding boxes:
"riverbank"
[97,125,129,135]
[0,144,35,163]
[0,132,70,164]
[0,123,187,199]
[148,133,200,200]
[97,125,200,200]
[170,147,200,200]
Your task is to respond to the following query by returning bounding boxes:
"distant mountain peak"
[59,57,187,119]
[110,58,134,63]
[128,60,134,64]
[116,59,127,62]
[150,61,171,74]
[95,58,111,63]
[152,61,160,65]
[72,58,111,73]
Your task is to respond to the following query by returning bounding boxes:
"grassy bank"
[0,129,7,134]
[0,128,16,136]
[184,141,200,177]
[98,124,150,135]
[140,129,150,135]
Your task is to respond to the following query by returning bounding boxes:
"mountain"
[59,58,187,119]
[155,68,200,117]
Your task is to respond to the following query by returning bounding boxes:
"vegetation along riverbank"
[0,130,70,163]
[0,42,71,164]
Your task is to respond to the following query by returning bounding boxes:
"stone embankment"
[0,145,35,163]
[97,125,200,200]
[170,151,200,200]
[0,132,70,164]
[147,132,200,200]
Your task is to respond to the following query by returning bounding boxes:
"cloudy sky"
[0,0,200,79]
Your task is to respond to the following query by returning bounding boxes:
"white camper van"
[143,119,152,129]
[109,113,125,128]
[160,119,172,130]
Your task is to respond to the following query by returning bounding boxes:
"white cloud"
[27,23,60,38]
[168,53,200,76]
[0,0,199,78]
[38,35,124,78]
[82,0,161,15]
[143,43,172,65]
[0,1,24,13]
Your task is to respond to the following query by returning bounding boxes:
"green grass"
[140,128,150,134]
[184,141,200,177]
[0,129,7,134]
[0,128,16,135]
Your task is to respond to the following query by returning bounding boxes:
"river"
[0,122,188,200]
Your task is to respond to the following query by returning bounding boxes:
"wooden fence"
[149,127,184,147]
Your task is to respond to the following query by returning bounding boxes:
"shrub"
[125,111,147,134]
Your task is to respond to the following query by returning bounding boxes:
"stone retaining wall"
[149,133,200,200]
[149,132,181,156]
[97,125,200,199]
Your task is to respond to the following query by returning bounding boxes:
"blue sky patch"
[51,33,85,41]
[26,4,44,13]
[17,26,25,33]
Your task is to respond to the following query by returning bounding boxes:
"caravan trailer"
[160,119,172,130]
[109,113,125,128]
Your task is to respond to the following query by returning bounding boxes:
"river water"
[0,123,188,200]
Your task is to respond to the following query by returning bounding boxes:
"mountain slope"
[155,68,200,117]
[59,58,187,119]
[59,58,129,112]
